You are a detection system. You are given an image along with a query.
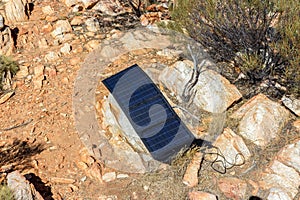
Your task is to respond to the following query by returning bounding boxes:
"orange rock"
[182,152,203,187]
[188,191,217,200]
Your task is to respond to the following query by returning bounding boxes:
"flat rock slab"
[231,93,289,147]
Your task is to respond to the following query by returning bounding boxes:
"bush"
[168,0,300,98]
[0,184,14,200]
[0,55,19,91]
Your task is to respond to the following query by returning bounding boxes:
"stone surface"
[87,162,103,182]
[232,94,290,147]
[183,152,203,187]
[0,26,14,55]
[282,95,300,116]
[42,5,55,15]
[0,14,4,29]
[159,60,242,113]
[33,65,45,89]
[277,139,300,173]
[60,43,72,54]
[102,172,116,182]
[208,128,251,169]
[7,171,41,200]
[267,188,292,200]
[92,0,125,15]
[51,177,76,184]
[0,90,14,104]
[85,17,101,32]
[2,0,28,24]
[51,20,72,38]
[293,120,300,132]
[188,191,217,200]
[218,177,247,200]
[259,160,300,199]
[81,0,99,9]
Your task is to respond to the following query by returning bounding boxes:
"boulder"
[207,128,251,170]
[1,0,28,24]
[7,171,43,200]
[232,94,289,147]
[259,160,300,199]
[159,60,242,113]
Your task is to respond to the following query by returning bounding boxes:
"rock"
[102,172,116,182]
[116,174,129,179]
[183,152,203,187]
[84,40,100,52]
[51,177,76,184]
[159,60,242,113]
[70,16,85,26]
[2,0,28,24]
[60,43,72,54]
[33,65,44,89]
[51,20,72,38]
[259,160,300,199]
[42,5,55,15]
[38,38,49,49]
[277,139,300,173]
[267,188,292,200]
[218,177,247,200]
[0,26,14,55]
[81,0,99,8]
[0,90,14,104]
[188,191,217,200]
[281,95,300,116]
[79,148,95,166]
[0,14,4,29]
[7,171,42,200]
[207,128,251,170]
[92,0,125,15]
[76,161,89,171]
[44,51,60,62]
[69,57,81,66]
[231,94,289,147]
[87,162,103,182]
[85,17,100,32]
[293,120,300,132]
[61,0,78,7]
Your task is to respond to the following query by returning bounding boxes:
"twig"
[0,119,33,131]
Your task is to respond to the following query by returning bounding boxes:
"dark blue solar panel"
[102,64,195,163]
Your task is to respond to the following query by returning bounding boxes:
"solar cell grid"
[102,64,195,163]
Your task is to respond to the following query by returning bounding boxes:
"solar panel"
[102,64,195,163]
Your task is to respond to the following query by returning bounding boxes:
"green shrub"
[0,55,19,91]
[0,184,14,200]
[168,0,300,97]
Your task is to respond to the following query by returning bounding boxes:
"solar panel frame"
[102,64,195,163]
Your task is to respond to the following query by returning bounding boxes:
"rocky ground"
[0,0,300,200]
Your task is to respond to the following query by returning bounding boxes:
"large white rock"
[159,60,242,113]
[259,160,300,199]
[51,20,72,38]
[232,94,289,147]
[267,188,292,200]
[277,139,300,173]
[2,0,28,24]
[208,128,251,169]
